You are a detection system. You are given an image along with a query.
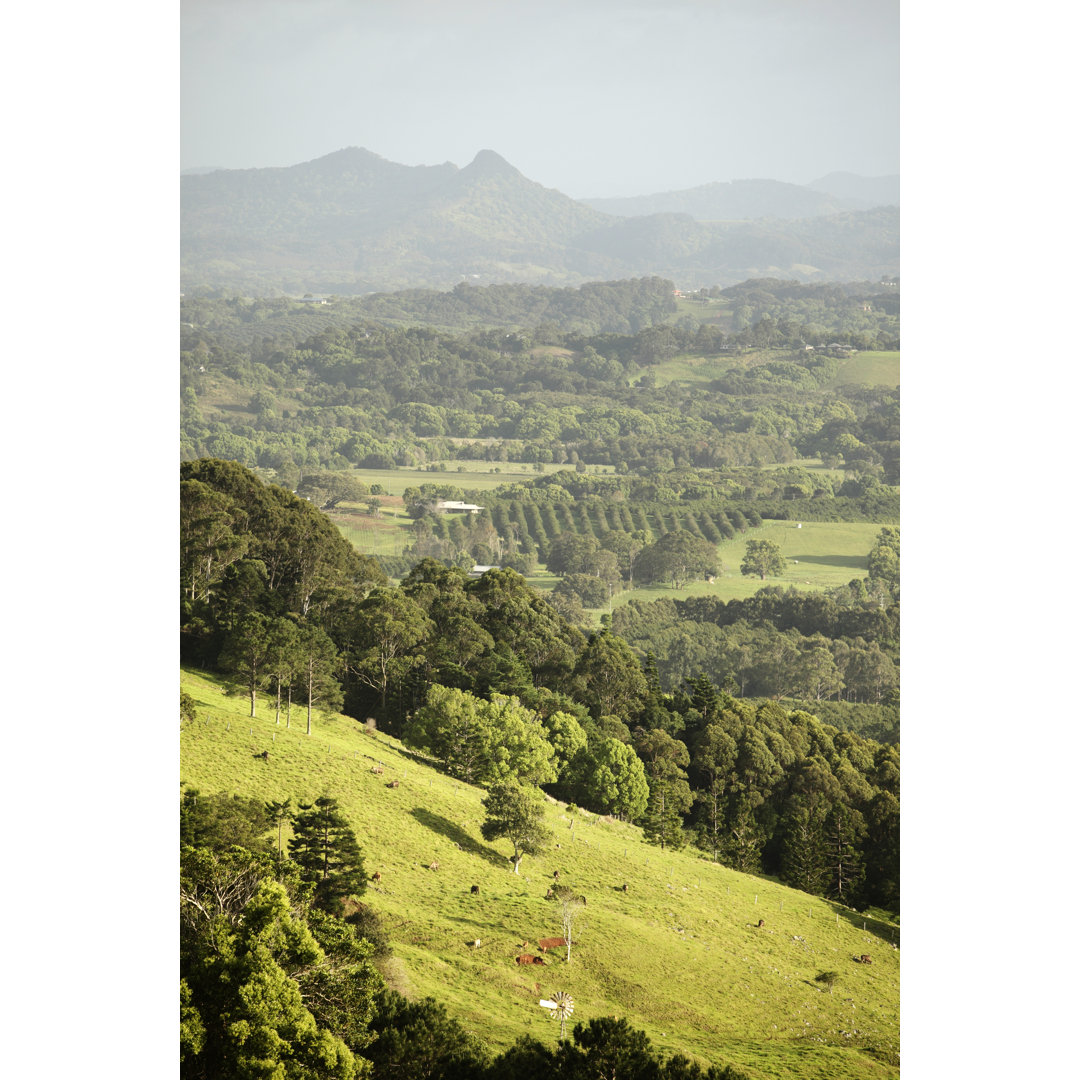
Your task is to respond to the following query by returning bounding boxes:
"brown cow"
[857,954,872,964]
[537,937,567,952]
[386,780,399,788]
[371,871,382,883]
[515,954,544,965]
[470,884,480,895]
[428,861,439,871]
[755,919,765,928]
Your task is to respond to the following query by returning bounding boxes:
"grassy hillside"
[180,666,900,1079]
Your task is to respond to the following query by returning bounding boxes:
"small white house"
[436,501,483,514]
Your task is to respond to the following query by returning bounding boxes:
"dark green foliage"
[635,531,720,588]
[560,1017,661,1080]
[485,1037,554,1080]
[180,843,376,1080]
[365,990,489,1080]
[180,788,272,854]
[288,797,367,912]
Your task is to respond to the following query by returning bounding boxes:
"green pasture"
[826,352,899,388]
[609,519,878,609]
[181,666,900,1079]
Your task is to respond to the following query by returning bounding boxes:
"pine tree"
[780,798,827,895]
[823,802,867,905]
[288,797,367,911]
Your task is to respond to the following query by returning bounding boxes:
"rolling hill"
[180,665,900,1080]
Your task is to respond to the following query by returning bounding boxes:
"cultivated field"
[181,666,900,1080]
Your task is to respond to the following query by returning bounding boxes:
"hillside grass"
[181,666,898,1079]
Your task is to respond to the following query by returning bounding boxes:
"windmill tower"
[539,991,575,1040]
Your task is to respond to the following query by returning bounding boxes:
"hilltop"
[180,664,900,1080]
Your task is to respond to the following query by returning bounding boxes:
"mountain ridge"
[181,148,899,295]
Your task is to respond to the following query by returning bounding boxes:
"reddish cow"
[537,937,567,952]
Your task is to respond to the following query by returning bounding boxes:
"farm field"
[181,666,900,1080]
[327,494,878,606]
[826,352,899,388]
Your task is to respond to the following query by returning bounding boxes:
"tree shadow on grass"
[409,807,508,869]
[831,903,900,949]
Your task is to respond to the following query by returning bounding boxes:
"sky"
[181,0,899,198]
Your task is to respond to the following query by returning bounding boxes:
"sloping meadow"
[181,667,899,1079]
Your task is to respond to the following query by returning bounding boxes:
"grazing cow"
[552,870,560,880]
[253,750,269,761]
[858,954,872,964]
[371,766,383,774]
[470,884,480,895]
[537,937,567,952]
[620,883,629,892]
[545,888,555,899]
[386,779,399,788]
[516,954,543,965]
[756,919,765,928]
[371,871,382,883]
[428,861,439,871]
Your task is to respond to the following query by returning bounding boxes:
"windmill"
[539,991,575,1040]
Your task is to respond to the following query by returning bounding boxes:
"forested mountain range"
[180,148,900,295]
[581,176,896,220]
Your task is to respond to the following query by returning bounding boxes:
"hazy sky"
[183,0,898,198]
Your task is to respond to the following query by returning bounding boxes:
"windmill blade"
[539,1000,558,1010]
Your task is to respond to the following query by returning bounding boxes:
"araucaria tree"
[288,797,367,911]
[740,538,786,580]
[480,778,553,874]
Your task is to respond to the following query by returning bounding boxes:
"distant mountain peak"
[463,149,520,177]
